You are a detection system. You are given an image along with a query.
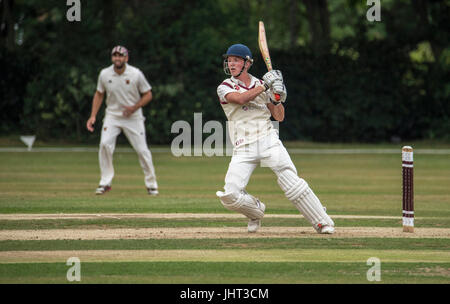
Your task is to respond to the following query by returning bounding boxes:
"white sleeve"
[217,82,236,103]
[137,70,152,93]
[257,79,271,104]
[96,71,105,93]
[264,90,273,104]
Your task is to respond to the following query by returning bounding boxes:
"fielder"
[86,45,159,195]
[216,44,335,234]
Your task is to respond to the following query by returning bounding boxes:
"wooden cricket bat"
[258,21,281,101]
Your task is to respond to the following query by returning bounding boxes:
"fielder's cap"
[111,45,129,56]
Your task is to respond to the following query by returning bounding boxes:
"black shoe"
[147,188,159,196]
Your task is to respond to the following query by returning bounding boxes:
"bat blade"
[258,21,273,71]
[258,21,280,101]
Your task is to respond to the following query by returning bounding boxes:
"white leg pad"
[216,190,265,220]
[277,169,334,232]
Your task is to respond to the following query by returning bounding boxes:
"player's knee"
[216,190,265,220]
[272,162,297,176]
[277,169,308,201]
[216,190,240,206]
[216,190,242,214]
[99,141,113,153]
[135,147,150,157]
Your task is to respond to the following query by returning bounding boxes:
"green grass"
[0,151,449,216]
[1,262,449,284]
[0,144,449,284]
[1,238,449,251]
[0,217,450,230]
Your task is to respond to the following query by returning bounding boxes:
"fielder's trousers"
[98,115,158,189]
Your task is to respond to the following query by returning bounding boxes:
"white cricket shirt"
[217,74,275,148]
[97,64,152,120]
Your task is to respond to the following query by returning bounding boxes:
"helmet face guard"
[223,44,254,76]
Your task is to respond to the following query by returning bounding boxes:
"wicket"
[402,146,414,233]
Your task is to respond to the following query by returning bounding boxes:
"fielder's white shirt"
[97,64,151,120]
[217,74,275,148]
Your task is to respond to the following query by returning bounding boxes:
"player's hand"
[86,117,96,132]
[122,105,136,117]
[272,80,285,95]
[262,70,283,89]
[271,80,287,103]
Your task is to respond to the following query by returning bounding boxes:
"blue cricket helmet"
[223,44,254,76]
[223,44,253,62]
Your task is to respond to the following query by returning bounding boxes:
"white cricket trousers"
[224,131,296,193]
[98,115,158,189]
[222,131,334,231]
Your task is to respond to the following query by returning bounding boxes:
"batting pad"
[277,169,334,231]
[216,191,265,220]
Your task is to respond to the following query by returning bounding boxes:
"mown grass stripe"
[0,214,448,222]
[1,238,449,252]
[2,147,450,154]
[1,261,449,284]
[1,218,449,230]
[0,213,440,220]
[0,249,449,263]
[1,227,448,241]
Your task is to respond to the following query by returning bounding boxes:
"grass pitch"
[0,141,449,284]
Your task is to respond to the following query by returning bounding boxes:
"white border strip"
[1,147,450,154]
[0,213,440,220]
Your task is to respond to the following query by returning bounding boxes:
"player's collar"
[112,63,128,76]
[230,74,259,90]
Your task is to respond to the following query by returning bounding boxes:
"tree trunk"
[1,0,15,51]
[289,0,299,48]
[102,0,117,47]
[318,0,330,45]
[412,0,444,61]
[304,0,330,55]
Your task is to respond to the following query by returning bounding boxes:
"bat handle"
[274,93,281,101]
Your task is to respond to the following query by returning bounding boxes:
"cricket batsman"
[86,45,159,195]
[216,44,335,234]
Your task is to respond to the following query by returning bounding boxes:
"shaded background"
[1,0,448,144]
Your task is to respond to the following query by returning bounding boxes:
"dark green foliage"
[0,48,37,134]
[0,0,448,143]
[271,39,449,142]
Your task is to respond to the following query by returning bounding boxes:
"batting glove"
[262,70,283,90]
[271,80,287,103]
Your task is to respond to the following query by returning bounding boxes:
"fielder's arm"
[225,86,266,105]
[123,90,153,117]
[86,90,105,132]
[267,102,284,122]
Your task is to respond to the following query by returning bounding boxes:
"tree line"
[1,0,448,143]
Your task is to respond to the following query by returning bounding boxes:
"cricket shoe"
[95,185,111,195]
[247,219,261,233]
[317,223,335,234]
[147,188,159,196]
[248,201,266,233]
